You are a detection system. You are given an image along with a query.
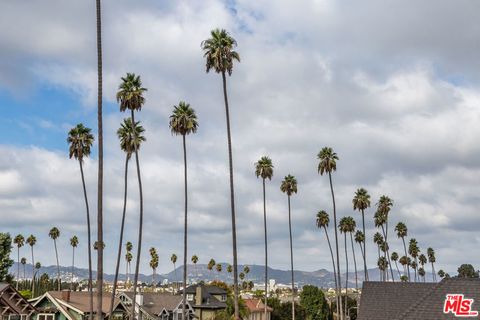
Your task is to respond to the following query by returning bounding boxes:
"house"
[118,292,195,320]
[244,299,272,320]
[179,284,227,320]
[0,283,37,320]
[31,290,128,320]
[358,278,480,320]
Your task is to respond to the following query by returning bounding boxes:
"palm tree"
[437,269,445,279]
[171,253,178,290]
[110,118,146,318]
[339,216,354,320]
[33,262,41,297]
[418,267,425,281]
[70,236,79,290]
[399,255,408,276]
[95,0,104,317]
[191,255,199,278]
[216,263,223,275]
[317,147,343,320]
[408,239,419,282]
[395,222,410,280]
[377,257,388,282]
[418,254,427,283]
[149,248,158,286]
[316,210,339,318]
[21,257,27,282]
[227,264,233,277]
[202,29,241,319]
[68,123,94,317]
[117,73,148,318]
[48,227,61,290]
[427,248,436,282]
[239,272,245,281]
[375,196,395,281]
[243,265,250,281]
[13,234,24,290]
[352,188,371,281]
[354,230,365,278]
[345,217,358,291]
[208,259,216,280]
[280,174,298,320]
[169,101,198,319]
[255,156,274,320]
[391,252,401,279]
[373,232,384,281]
[26,235,36,296]
[125,242,133,286]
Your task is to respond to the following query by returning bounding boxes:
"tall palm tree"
[125,242,133,286]
[280,174,297,320]
[26,235,36,296]
[391,252,401,279]
[437,269,445,279]
[109,118,146,318]
[243,265,250,281]
[427,248,436,282]
[352,188,370,281]
[95,0,104,317]
[70,236,79,290]
[418,254,427,283]
[191,255,199,278]
[345,218,358,291]
[255,156,274,320]
[408,239,419,282]
[395,222,410,281]
[149,248,158,286]
[68,123,94,318]
[377,257,388,282]
[169,101,198,319]
[216,263,223,274]
[202,29,241,319]
[316,210,339,318]
[227,264,233,276]
[13,234,24,290]
[171,253,178,290]
[33,262,41,297]
[373,232,384,281]
[399,255,408,275]
[208,259,216,280]
[317,147,343,320]
[117,73,148,319]
[48,227,61,291]
[20,257,27,284]
[375,196,395,281]
[418,267,426,281]
[354,230,365,278]
[339,216,354,320]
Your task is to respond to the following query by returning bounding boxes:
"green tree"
[26,235,36,296]
[13,234,24,289]
[208,258,216,280]
[149,248,158,285]
[427,247,436,282]
[418,254,427,282]
[391,252,401,279]
[339,216,356,319]
[373,232,384,281]
[408,239,420,282]
[316,210,339,317]
[68,123,94,317]
[374,195,395,281]
[110,118,146,318]
[192,255,199,278]
[21,257,27,281]
[70,236,79,290]
[48,227,61,291]
[171,253,178,288]
[255,156,274,319]
[317,147,343,320]
[395,222,410,280]
[354,230,366,280]
[280,174,298,320]
[457,264,479,278]
[202,28,241,318]
[170,101,198,318]
[117,72,148,319]
[437,269,445,279]
[0,233,13,283]
[300,285,329,320]
[268,297,306,320]
[352,188,371,281]
[125,241,133,286]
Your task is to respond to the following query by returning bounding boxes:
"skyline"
[1,0,479,276]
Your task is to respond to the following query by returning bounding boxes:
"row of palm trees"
[314,148,439,320]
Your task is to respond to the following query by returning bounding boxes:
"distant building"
[0,283,36,320]
[244,299,272,320]
[358,278,480,320]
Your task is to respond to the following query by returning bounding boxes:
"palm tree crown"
[255,156,274,180]
[339,217,356,234]
[316,210,330,228]
[68,124,94,161]
[70,236,79,248]
[14,234,25,248]
[353,188,371,211]
[116,73,147,112]
[201,28,240,76]
[27,235,36,246]
[395,222,408,238]
[280,175,297,196]
[354,230,365,244]
[317,147,338,175]
[49,227,60,240]
[169,102,199,136]
[191,255,199,264]
[117,118,146,157]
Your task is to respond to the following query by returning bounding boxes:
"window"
[38,315,54,320]
[220,295,227,302]
[186,294,194,301]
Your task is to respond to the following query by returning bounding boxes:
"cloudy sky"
[1,0,479,276]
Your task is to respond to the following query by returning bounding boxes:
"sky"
[0,0,479,276]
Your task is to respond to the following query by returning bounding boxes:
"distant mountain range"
[10,262,428,288]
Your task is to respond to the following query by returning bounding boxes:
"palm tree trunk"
[328,172,343,320]
[401,237,410,281]
[361,210,368,281]
[221,71,239,319]
[30,247,35,297]
[349,234,358,291]
[394,261,401,279]
[262,178,268,320]
[431,263,436,282]
[380,225,394,282]
[323,227,339,318]
[182,134,188,320]
[109,156,129,319]
[130,110,144,320]
[79,159,93,320]
[54,240,60,291]
[23,264,26,283]
[377,246,382,281]
[71,246,75,291]
[17,247,20,290]
[287,195,295,320]
[174,263,177,290]
[95,0,104,319]
[344,233,348,320]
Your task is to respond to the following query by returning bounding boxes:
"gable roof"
[358,279,480,320]
[178,284,227,309]
[180,284,227,295]
[357,281,437,320]
[244,299,273,313]
[0,282,37,316]
[46,291,124,316]
[123,292,184,315]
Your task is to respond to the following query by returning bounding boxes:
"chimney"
[195,286,202,306]
[135,294,143,316]
[61,290,71,302]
